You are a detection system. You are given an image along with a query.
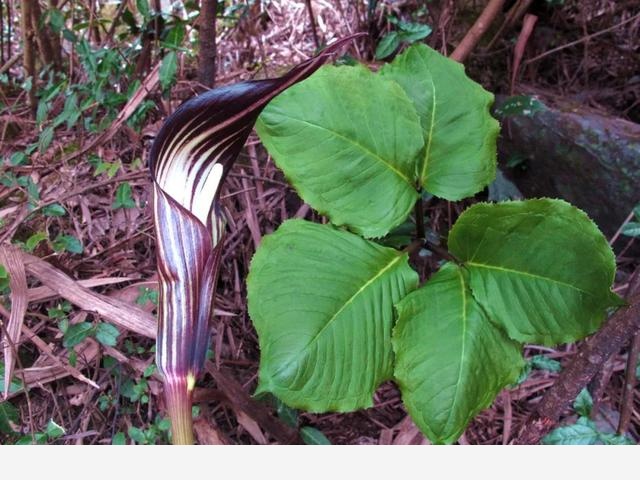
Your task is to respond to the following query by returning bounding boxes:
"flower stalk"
[149,35,362,444]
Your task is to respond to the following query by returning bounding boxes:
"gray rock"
[495,95,640,235]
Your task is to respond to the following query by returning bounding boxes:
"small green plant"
[542,389,634,445]
[12,419,65,445]
[622,205,640,238]
[54,303,121,348]
[127,415,172,445]
[246,44,623,444]
[375,16,432,60]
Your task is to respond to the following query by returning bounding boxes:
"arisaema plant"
[149,36,361,444]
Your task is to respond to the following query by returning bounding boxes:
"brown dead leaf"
[392,416,430,445]
[21,251,155,338]
[193,417,230,445]
[236,410,268,444]
[0,245,28,397]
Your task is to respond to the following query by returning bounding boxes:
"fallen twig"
[0,245,27,396]
[205,361,301,444]
[514,292,640,444]
[451,0,506,62]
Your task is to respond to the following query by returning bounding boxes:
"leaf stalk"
[164,376,195,445]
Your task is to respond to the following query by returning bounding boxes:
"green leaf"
[9,151,28,166]
[300,426,332,445]
[599,433,635,445]
[248,219,418,411]
[0,400,19,434]
[45,419,65,439]
[529,354,562,373]
[60,93,80,129]
[393,262,523,444]
[36,101,49,125]
[48,8,65,33]
[274,398,298,428]
[542,417,600,445]
[95,323,120,347]
[25,232,48,252]
[63,322,93,348]
[42,203,67,217]
[62,28,77,43]
[38,126,54,154]
[93,159,121,178]
[68,350,77,367]
[380,44,498,200]
[17,175,39,202]
[112,182,136,209]
[448,199,622,345]
[136,287,158,306]
[573,388,593,417]
[622,222,640,238]
[375,32,400,59]
[542,417,634,445]
[396,21,432,43]
[164,23,185,48]
[112,432,127,445]
[257,65,423,238]
[143,364,156,378]
[159,51,178,91]
[0,362,24,395]
[136,0,150,20]
[51,234,83,254]
[16,432,47,445]
[128,426,147,444]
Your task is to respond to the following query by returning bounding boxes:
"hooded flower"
[149,35,362,444]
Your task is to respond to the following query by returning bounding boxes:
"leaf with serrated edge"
[257,65,423,238]
[393,262,523,444]
[449,199,622,346]
[248,220,418,412]
[380,44,498,200]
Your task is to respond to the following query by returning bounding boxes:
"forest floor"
[0,0,639,445]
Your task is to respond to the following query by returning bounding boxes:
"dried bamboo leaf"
[0,245,28,397]
[21,251,155,338]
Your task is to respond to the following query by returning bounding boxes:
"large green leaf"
[449,199,622,345]
[247,220,418,411]
[256,65,423,238]
[380,44,498,200]
[393,262,523,444]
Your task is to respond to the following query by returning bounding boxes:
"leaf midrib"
[420,77,437,184]
[441,267,468,437]
[466,261,590,295]
[271,115,414,187]
[271,253,404,378]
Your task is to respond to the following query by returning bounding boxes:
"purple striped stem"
[149,35,363,444]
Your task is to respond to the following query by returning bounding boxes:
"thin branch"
[415,196,425,240]
[304,0,320,50]
[451,0,506,62]
[514,293,640,444]
[618,331,640,434]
